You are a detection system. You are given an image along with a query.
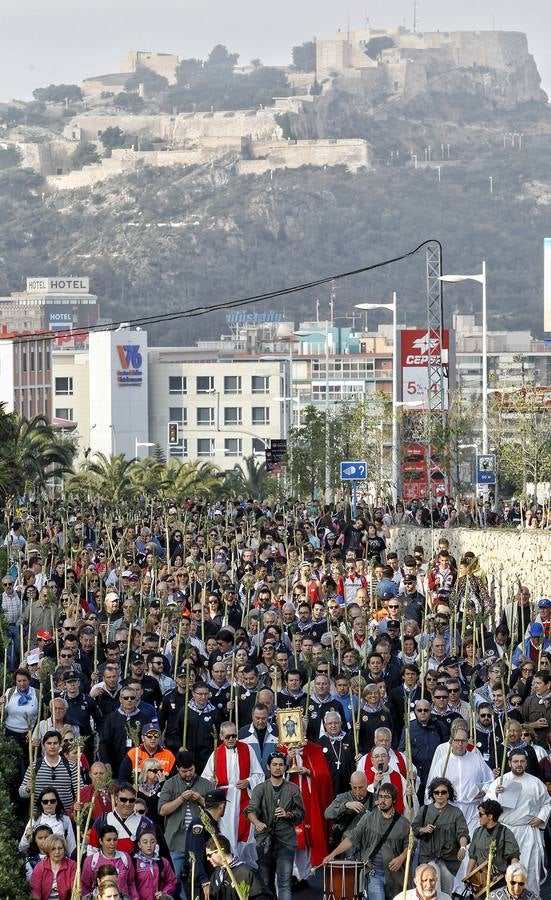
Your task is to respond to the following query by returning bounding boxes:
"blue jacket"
[512,637,551,667]
[399,717,447,784]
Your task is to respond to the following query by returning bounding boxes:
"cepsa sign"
[401,329,449,410]
[116,344,143,386]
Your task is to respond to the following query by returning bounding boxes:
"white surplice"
[485,772,551,895]
[202,743,264,865]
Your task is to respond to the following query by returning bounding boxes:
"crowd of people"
[1,497,550,900]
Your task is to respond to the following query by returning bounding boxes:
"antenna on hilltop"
[413,0,418,32]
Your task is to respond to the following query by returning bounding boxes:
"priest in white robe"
[202,720,264,865]
[484,748,551,895]
[425,721,493,836]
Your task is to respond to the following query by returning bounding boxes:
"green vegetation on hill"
[0,117,550,340]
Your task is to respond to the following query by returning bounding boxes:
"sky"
[1,0,550,102]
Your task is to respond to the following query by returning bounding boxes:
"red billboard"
[400,329,449,410]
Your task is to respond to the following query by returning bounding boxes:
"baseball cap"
[141,722,161,737]
[530,622,544,637]
[386,620,400,630]
[443,656,460,667]
[205,789,227,808]
[538,599,551,609]
[26,650,41,666]
[37,629,53,641]
[63,669,80,682]
[121,570,132,578]
[130,651,144,663]
[105,590,119,601]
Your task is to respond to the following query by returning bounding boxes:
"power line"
[10,239,438,346]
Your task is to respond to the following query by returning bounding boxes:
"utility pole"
[413,0,418,33]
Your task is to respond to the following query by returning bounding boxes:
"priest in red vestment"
[278,739,334,879]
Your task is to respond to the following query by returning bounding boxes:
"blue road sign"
[477,454,496,485]
[340,461,367,481]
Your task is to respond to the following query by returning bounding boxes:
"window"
[224,438,242,457]
[196,376,214,393]
[224,375,242,394]
[169,438,188,459]
[197,438,215,457]
[252,375,270,394]
[55,408,73,421]
[252,438,266,455]
[168,375,187,394]
[224,407,242,426]
[197,407,215,427]
[22,349,27,372]
[169,407,187,425]
[55,376,73,396]
[252,407,270,426]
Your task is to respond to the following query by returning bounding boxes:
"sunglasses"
[42,798,57,804]
[434,695,448,700]
[118,796,136,804]
[510,882,526,887]
[433,789,448,795]
[224,733,237,739]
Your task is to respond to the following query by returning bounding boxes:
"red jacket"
[30,857,77,900]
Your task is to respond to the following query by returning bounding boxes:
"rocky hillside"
[1,107,551,342]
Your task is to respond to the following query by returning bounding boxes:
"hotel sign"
[26,277,90,294]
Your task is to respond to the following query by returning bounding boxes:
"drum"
[323,860,365,900]
[463,861,505,897]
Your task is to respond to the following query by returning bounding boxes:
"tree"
[365,36,394,60]
[113,92,145,112]
[99,126,127,152]
[175,57,204,85]
[125,66,169,94]
[206,45,239,69]
[32,83,82,102]
[160,459,223,502]
[0,404,76,504]
[78,452,138,504]
[69,141,100,170]
[292,41,316,72]
[225,455,273,498]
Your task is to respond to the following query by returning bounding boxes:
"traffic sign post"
[476,453,496,485]
[340,461,367,517]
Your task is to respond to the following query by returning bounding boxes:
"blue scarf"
[17,689,33,706]
[135,849,160,869]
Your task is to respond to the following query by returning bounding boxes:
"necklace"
[329,738,344,770]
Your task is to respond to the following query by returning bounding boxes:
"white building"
[51,333,285,466]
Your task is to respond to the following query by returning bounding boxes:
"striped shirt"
[19,756,78,812]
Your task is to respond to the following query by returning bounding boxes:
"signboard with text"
[27,277,90,294]
[477,454,496,485]
[116,344,143,386]
[400,328,450,410]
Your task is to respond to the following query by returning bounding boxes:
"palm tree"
[80,452,139,504]
[226,454,271,498]
[0,406,76,502]
[160,459,223,502]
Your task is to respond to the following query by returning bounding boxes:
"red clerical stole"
[215,741,251,842]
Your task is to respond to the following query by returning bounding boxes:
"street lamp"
[356,296,398,503]
[135,440,155,459]
[439,262,487,455]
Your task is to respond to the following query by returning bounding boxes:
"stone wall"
[238,139,370,175]
[45,147,219,191]
[390,526,551,612]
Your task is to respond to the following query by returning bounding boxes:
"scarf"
[135,849,160,868]
[17,688,33,706]
[363,701,383,713]
[188,698,216,714]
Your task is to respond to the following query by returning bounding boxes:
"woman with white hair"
[488,863,539,900]
[393,863,452,900]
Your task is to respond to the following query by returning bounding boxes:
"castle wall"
[239,139,370,174]
[121,51,179,84]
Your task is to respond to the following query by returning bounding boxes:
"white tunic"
[425,743,493,836]
[484,772,551,895]
[202,743,264,860]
